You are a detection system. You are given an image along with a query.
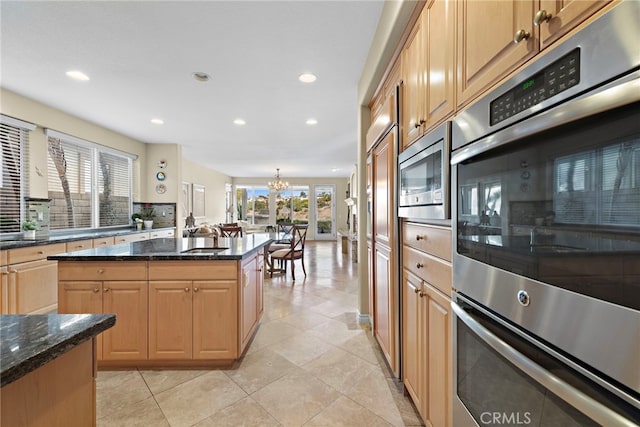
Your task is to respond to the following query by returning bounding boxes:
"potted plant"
[22,220,38,239]
[140,206,156,229]
[131,213,143,230]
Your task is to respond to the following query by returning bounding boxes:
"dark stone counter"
[48,233,275,261]
[0,227,175,250]
[0,314,115,387]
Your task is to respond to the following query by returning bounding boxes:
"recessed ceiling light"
[66,70,90,81]
[306,118,318,125]
[331,168,339,173]
[150,118,164,125]
[299,73,317,83]
[233,118,246,125]
[192,72,210,82]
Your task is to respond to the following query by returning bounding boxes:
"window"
[236,186,270,225]
[276,187,309,224]
[0,115,35,234]
[46,130,135,230]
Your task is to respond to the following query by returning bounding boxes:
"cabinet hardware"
[418,290,425,297]
[104,288,110,293]
[533,9,552,26]
[184,287,190,292]
[37,250,45,255]
[93,288,100,293]
[416,235,426,241]
[416,263,424,269]
[97,269,105,274]
[414,287,421,294]
[193,287,199,292]
[513,29,530,44]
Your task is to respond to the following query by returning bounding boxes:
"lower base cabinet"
[403,269,452,427]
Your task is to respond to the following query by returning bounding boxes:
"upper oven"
[450,2,640,425]
[398,121,450,221]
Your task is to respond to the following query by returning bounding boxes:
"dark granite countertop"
[48,233,275,261]
[0,227,175,250]
[0,314,115,387]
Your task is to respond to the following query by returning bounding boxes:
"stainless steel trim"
[452,0,640,151]
[452,298,639,426]
[452,72,640,164]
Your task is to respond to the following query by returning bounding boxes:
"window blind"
[0,116,35,234]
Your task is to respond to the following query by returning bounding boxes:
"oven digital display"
[490,49,580,125]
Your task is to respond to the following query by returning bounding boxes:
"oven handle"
[452,301,637,426]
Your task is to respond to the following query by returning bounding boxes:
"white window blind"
[0,115,35,234]
[46,130,134,230]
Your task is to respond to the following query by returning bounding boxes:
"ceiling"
[0,1,384,178]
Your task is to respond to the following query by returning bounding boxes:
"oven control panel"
[490,49,581,125]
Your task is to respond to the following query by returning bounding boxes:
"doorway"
[314,185,336,240]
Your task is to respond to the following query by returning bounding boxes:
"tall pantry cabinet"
[367,59,401,377]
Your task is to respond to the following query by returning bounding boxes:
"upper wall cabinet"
[457,0,611,108]
[401,0,456,150]
[368,59,401,152]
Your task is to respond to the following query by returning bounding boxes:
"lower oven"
[450,2,640,425]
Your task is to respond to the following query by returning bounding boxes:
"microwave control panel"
[490,49,581,126]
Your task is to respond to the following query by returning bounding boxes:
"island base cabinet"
[10,259,58,314]
[58,280,148,361]
[1,338,96,427]
[149,280,239,360]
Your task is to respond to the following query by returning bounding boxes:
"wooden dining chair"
[218,225,243,237]
[269,224,308,280]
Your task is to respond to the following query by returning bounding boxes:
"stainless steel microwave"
[398,121,450,220]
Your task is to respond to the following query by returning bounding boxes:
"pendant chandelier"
[268,168,289,192]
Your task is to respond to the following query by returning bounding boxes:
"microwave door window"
[402,160,427,196]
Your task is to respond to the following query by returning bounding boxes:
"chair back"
[219,225,243,237]
[290,224,308,253]
[277,222,295,236]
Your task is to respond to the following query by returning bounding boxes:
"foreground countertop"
[0,314,115,387]
[0,227,175,250]
[48,233,275,261]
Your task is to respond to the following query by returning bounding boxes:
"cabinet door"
[149,281,193,359]
[1,265,8,314]
[457,0,537,107]
[374,243,397,373]
[373,132,395,246]
[256,252,264,317]
[402,268,425,418]
[538,0,611,49]
[102,281,148,360]
[402,17,425,148]
[424,0,456,130]
[193,280,237,360]
[425,285,451,427]
[11,259,59,314]
[59,281,104,358]
[240,259,258,352]
[367,241,374,327]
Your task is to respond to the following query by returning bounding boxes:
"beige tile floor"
[97,241,423,427]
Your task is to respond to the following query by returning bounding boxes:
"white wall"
[182,158,232,228]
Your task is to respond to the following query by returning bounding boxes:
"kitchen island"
[49,234,272,368]
[1,313,115,426]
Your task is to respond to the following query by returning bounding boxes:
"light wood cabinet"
[149,229,175,239]
[6,243,65,314]
[457,0,611,108]
[58,266,148,361]
[114,232,149,244]
[402,0,456,149]
[66,239,93,252]
[402,222,452,426]
[148,261,240,360]
[373,243,397,374]
[93,236,115,247]
[1,250,8,314]
[240,252,264,353]
[373,131,395,247]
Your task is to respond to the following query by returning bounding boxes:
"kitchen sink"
[181,247,228,254]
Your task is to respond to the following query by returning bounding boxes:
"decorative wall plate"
[158,160,167,169]
[156,171,166,181]
[155,184,166,194]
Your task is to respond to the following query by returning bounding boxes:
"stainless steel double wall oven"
[451,2,639,426]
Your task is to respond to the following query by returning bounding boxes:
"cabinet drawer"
[93,237,115,247]
[58,261,147,281]
[403,245,451,295]
[66,239,94,253]
[114,233,149,244]
[403,223,451,262]
[1,250,7,266]
[149,229,175,239]
[8,243,66,264]
[149,261,237,281]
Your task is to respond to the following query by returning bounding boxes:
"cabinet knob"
[193,287,199,292]
[185,287,190,292]
[37,250,45,255]
[418,290,425,298]
[513,29,530,44]
[93,288,100,293]
[416,235,426,241]
[414,119,426,129]
[97,269,105,274]
[533,9,552,26]
[414,287,421,294]
[104,287,110,293]
[416,262,424,269]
